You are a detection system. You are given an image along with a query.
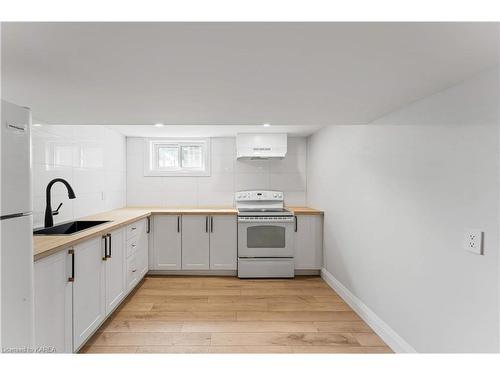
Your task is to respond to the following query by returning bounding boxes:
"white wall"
[307,68,499,353]
[126,136,307,207]
[32,125,126,228]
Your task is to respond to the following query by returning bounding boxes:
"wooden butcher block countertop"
[288,207,324,215]
[33,208,151,261]
[33,206,323,261]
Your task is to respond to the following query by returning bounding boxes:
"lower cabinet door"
[151,215,182,270]
[105,228,126,315]
[182,215,210,270]
[294,215,324,270]
[34,250,73,353]
[72,237,106,351]
[209,215,237,270]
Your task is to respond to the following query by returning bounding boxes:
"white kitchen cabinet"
[151,215,182,270]
[72,236,106,351]
[104,228,126,315]
[124,218,148,292]
[136,218,149,278]
[209,215,237,270]
[126,219,146,241]
[294,215,324,270]
[126,253,139,292]
[182,215,210,270]
[34,249,73,353]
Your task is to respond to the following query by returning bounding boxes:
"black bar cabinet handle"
[205,216,208,232]
[68,248,75,282]
[294,216,298,232]
[146,217,151,233]
[210,216,214,233]
[107,233,112,258]
[102,234,108,260]
[177,216,180,232]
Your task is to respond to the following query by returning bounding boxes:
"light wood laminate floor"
[81,276,392,353]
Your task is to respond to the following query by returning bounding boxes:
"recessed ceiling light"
[154,123,164,128]
[32,123,42,127]
[263,123,271,127]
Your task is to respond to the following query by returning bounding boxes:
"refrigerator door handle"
[0,211,33,220]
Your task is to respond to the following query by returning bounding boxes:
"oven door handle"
[238,217,295,224]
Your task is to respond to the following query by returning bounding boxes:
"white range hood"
[236,133,287,159]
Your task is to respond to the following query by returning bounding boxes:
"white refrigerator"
[0,100,34,351]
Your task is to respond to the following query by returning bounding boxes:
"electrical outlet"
[464,229,483,255]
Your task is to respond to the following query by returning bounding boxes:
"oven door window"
[247,225,286,248]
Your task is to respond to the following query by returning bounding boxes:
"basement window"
[144,138,211,176]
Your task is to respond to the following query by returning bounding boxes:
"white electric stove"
[236,190,295,278]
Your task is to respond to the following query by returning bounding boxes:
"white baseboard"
[321,268,416,353]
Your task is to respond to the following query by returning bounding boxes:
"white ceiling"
[2,22,498,126]
[107,125,323,137]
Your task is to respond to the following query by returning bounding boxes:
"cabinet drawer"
[126,219,145,240]
[126,254,139,292]
[126,237,139,258]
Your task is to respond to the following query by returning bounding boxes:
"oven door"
[238,217,294,258]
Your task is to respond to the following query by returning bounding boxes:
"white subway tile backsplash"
[269,152,306,174]
[197,191,234,207]
[127,190,166,206]
[163,177,199,192]
[126,137,144,157]
[73,192,106,218]
[235,158,269,174]
[105,190,126,211]
[162,190,199,207]
[197,174,235,192]
[31,125,126,228]
[235,173,270,191]
[269,172,306,192]
[126,136,307,207]
[32,163,74,198]
[127,174,165,192]
[78,142,105,169]
[211,153,235,174]
[283,192,307,206]
[211,137,235,155]
[73,168,105,194]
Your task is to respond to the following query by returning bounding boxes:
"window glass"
[157,145,179,168]
[181,145,203,169]
[145,138,210,176]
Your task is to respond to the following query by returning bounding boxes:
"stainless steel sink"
[33,220,110,235]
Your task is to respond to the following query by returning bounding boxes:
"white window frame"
[143,138,211,177]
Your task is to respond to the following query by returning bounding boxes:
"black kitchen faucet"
[44,178,76,228]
